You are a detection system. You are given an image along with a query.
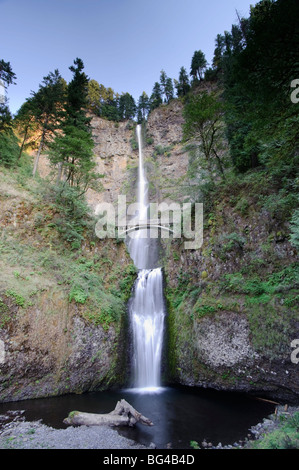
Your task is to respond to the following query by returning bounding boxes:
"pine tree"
[175,67,190,97]
[87,79,101,114]
[0,59,17,132]
[14,97,39,161]
[31,69,66,176]
[118,93,136,120]
[64,58,90,130]
[48,58,98,191]
[137,91,150,122]
[165,77,174,103]
[190,50,207,82]
[150,82,163,110]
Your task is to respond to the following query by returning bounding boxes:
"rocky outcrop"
[0,300,125,402]
[162,194,299,402]
[0,172,135,402]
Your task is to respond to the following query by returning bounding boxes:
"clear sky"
[1,0,259,115]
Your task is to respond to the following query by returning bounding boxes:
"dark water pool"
[0,385,275,449]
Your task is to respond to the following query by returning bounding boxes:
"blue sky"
[1,0,259,114]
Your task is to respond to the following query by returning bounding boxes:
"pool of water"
[0,385,275,449]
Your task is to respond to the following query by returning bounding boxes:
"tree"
[165,77,174,103]
[183,91,226,181]
[0,59,17,132]
[31,69,66,176]
[150,82,163,110]
[190,50,207,82]
[175,67,190,97]
[48,125,96,190]
[159,70,174,103]
[48,58,99,192]
[87,79,101,114]
[221,0,299,172]
[14,97,39,161]
[64,58,90,130]
[137,91,150,122]
[0,59,16,87]
[118,93,136,120]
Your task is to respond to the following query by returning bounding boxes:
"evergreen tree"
[221,0,299,172]
[118,93,136,120]
[137,91,150,122]
[64,58,90,130]
[159,70,167,102]
[190,50,207,82]
[0,59,17,132]
[31,69,66,176]
[14,97,39,161]
[165,77,174,103]
[159,70,174,103]
[48,58,98,191]
[87,79,101,114]
[175,67,190,97]
[150,82,163,110]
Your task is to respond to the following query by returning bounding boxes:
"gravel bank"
[0,412,149,449]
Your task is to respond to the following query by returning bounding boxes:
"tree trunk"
[33,116,48,176]
[56,162,63,183]
[63,399,154,428]
[18,125,29,161]
[213,149,226,180]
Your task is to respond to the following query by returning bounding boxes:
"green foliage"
[159,70,174,103]
[48,125,98,190]
[0,129,19,167]
[183,91,226,181]
[219,0,299,172]
[250,412,299,449]
[219,232,246,254]
[118,264,137,302]
[0,59,16,132]
[65,58,90,129]
[150,82,163,110]
[137,91,150,122]
[5,289,26,307]
[235,196,249,215]
[190,440,200,449]
[43,183,92,249]
[0,297,10,328]
[259,191,298,223]
[118,93,136,120]
[153,145,172,158]
[175,67,190,97]
[190,50,207,81]
[69,285,87,304]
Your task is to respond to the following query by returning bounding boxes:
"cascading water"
[127,124,165,391]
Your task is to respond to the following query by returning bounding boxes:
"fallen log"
[63,399,153,428]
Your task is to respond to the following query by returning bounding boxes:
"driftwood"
[63,399,153,428]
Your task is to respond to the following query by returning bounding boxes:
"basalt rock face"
[161,192,299,403]
[0,173,134,403]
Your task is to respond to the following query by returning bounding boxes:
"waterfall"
[127,124,165,391]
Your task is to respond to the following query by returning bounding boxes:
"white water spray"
[128,124,165,391]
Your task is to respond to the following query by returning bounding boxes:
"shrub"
[0,130,19,167]
[43,183,93,249]
[218,232,246,254]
